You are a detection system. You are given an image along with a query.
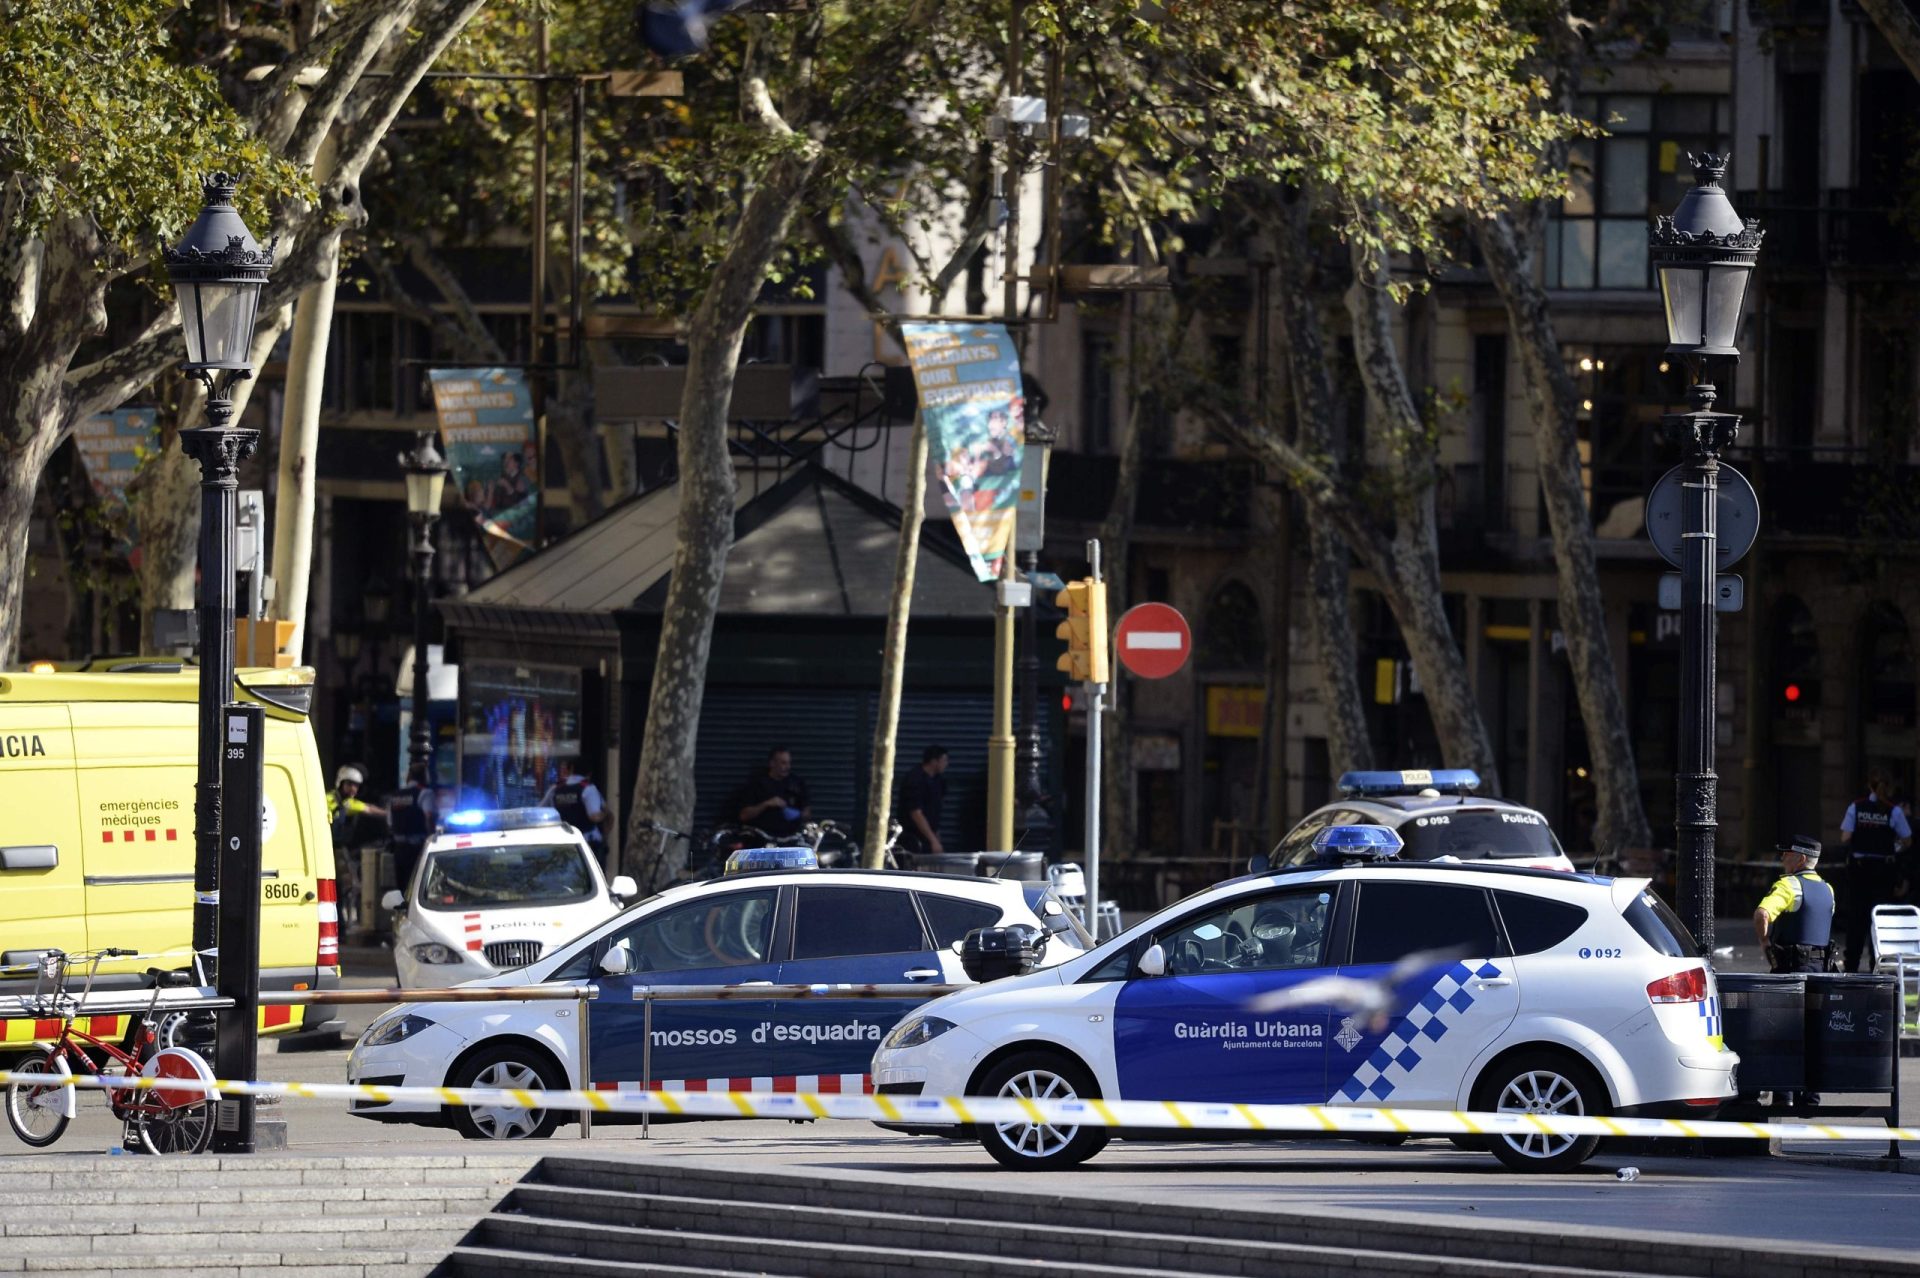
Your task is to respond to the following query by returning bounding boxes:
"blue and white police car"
[871,826,1735,1172]
[1270,770,1576,872]
[350,862,1088,1138]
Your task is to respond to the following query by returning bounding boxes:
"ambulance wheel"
[446,1045,566,1140]
[1472,1050,1604,1173]
[975,1051,1109,1171]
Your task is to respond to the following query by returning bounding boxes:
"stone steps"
[0,1154,533,1278]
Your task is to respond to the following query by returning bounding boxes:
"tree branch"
[333,0,490,183]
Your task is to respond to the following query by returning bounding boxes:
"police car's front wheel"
[446,1045,567,1140]
[976,1051,1109,1171]
[1472,1050,1604,1173]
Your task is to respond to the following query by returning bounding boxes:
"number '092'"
[1578,946,1623,959]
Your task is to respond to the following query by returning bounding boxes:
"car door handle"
[1475,977,1514,989]
[904,968,941,981]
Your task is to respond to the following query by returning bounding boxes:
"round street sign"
[1644,463,1760,571]
[1115,602,1192,680]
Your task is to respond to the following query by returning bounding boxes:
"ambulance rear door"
[0,705,84,977]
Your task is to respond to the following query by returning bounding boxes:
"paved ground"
[5,926,1918,1265]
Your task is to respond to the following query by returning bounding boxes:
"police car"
[1270,770,1575,872]
[386,807,638,989]
[350,863,1089,1138]
[871,825,1735,1173]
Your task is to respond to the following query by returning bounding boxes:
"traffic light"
[1055,578,1109,683]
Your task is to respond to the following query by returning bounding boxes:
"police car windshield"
[1396,810,1564,861]
[418,844,597,911]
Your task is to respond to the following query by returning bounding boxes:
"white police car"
[872,825,1735,1173]
[351,865,1088,1138]
[387,807,638,989]
[1271,770,1575,872]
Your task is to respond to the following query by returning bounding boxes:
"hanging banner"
[900,323,1026,582]
[428,368,539,570]
[72,409,160,507]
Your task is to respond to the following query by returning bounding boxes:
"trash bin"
[1804,972,1899,1094]
[1715,973,1805,1094]
[911,851,982,876]
[975,851,1046,882]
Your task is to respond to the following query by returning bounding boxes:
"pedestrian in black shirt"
[737,746,811,838]
[901,745,950,855]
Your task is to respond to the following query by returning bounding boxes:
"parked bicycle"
[3,948,218,1154]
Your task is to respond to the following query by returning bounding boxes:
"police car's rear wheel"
[1473,1050,1603,1173]
[447,1045,566,1140]
[976,1052,1109,1171]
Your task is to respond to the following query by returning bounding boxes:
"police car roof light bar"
[1336,768,1482,797]
[1311,824,1405,862]
[439,807,565,833]
[725,846,819,876]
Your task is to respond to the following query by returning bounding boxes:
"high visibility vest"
[1770,871,1834,948]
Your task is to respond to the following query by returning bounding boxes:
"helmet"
[335,765,365,785]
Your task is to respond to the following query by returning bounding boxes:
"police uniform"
[386,781,432,897]
[1841,792,1912,971]
[544,773,606,848]
[1756,866,1834,974]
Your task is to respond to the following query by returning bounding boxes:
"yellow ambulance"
[0,665,340,1043]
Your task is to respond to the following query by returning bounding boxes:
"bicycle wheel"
[5,1049,74,1147]
[132,1047,216,1155]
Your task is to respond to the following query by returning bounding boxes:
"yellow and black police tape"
[1,1070,1914,1144]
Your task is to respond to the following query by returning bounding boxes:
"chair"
[1048,862,1122,941]
[1869,904,1920,1031]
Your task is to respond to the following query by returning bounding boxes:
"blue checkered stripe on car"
[1332,960,1504,1102]
[1699,992,1721,1041]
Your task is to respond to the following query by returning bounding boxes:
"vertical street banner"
[900,323,1026,582]
[428,369,539,571]
[72,408,160,507]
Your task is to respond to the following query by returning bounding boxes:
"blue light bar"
[725,846,818,875]
[1311,824,1405,859]
[1336,768,1481,797]
[438,807,565,834]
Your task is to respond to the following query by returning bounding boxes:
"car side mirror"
[599,942,634,976]
[1137,943,1167,977]
[1247,852,1271,875]
[380,889,404,912]
[610,875,638,901]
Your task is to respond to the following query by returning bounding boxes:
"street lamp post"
[163,172,273,980]
[400,433,448,781]
[1648,153,1762,950]
[1015,423,1055,850]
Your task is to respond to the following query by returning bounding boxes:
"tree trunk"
[0,436,56,667]
[622,138,823,889]
[1343,241,1500,787]
[1858,0,1920,82]
[863,416,931,864]
[1474,211,1652,853]
[1262,197,1374,778]
[271,136,341,666]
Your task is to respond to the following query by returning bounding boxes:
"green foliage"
[0,0,294,250]
[1047,0,1587,268]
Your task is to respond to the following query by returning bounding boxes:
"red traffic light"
[1061,692,1074,712]
[1784,683,1802,703]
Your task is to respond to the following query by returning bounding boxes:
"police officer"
[1753,835,1834,974]
[541,758,607,852]
[1839,770,1914,971]
[327,766,387,931]
[386,764,434,901]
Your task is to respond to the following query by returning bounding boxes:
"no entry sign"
[1115,602,1191,680]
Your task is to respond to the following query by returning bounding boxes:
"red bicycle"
[3,948,217,1154]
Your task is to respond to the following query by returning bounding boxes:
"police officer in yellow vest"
[1753,835,1834,974]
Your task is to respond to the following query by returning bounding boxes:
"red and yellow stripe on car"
[0,1015,125,1044]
